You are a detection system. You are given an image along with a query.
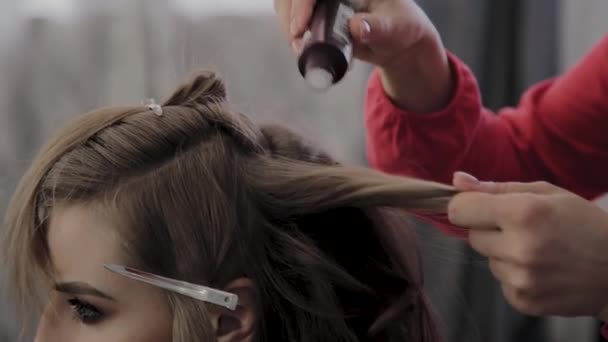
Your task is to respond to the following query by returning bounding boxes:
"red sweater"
[366,35,608,235]
[365,34,608,337]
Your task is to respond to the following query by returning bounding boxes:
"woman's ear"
[209,278,258,342]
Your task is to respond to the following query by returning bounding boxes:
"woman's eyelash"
[68,298,104,324]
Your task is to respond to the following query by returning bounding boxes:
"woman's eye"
[68,298,104,324]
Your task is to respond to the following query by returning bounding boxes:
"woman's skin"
[35,203,258,342]
[276,0,608,324]
[35,204,173,342]
[275,0,454,113]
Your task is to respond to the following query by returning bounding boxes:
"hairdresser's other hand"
[448,172,608,321]
[273,0,454,112]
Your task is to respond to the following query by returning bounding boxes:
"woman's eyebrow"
[54,282,116,301]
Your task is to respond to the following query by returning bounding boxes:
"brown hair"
[3,71,455,341]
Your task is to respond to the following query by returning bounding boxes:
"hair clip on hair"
[144,98,164,116]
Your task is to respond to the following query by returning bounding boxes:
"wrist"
[378,33,454,113]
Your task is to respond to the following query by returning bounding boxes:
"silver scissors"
[104,264,238,310]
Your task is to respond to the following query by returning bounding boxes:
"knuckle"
[534,180,561,193]
[376,17,392,36]
[505,286,543,316]
[447,200,457,221]
[487,259,498,273]
[494,182,511,194]
[468,232,483,251]
[512,240,545,267]
[535,181,552,189]
[512,196,549,226]
[448,194,476,226]
[511,270,537,292]
[487,260,504,280]
[447,196,462,223]
[514,300,543,316]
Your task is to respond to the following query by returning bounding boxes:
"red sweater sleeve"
[366,35,608,200]
[365,35,608,236]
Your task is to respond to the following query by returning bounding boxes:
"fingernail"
[360,18,371,43]
[291,40,303,54]
[455,171,480,186]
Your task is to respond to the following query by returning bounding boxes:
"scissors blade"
[104,264,238,310]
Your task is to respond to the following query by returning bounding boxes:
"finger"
[488,259,531,288]
[493,262,586,316]
[448,192,501,229]
[453,171,562,195]
[491,259,556,299]
[482,181,563,195]
[352,40,374,61]
[452,171,481,191]
[349,12,428,54]
[348,13,391,47]
[290,0,316,39]
[454,174,562,196]
[500,283,543,316]
[274,0,293,41]
[468,230,504,259]
[292,37,305,55]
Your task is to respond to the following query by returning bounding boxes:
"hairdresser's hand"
[273,0,454,112]
[448,172,608,321]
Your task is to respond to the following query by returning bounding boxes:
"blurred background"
[0,0,607,341]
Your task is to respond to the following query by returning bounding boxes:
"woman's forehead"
[47,205,123,285]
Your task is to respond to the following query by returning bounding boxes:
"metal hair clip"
[104,264,238,310]
[143,98,163,116]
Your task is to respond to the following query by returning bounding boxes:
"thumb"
[349,12,428,52]
[349,13,393,46]
[452,172,562,195]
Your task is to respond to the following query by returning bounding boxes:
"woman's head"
[3,72,455,341]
